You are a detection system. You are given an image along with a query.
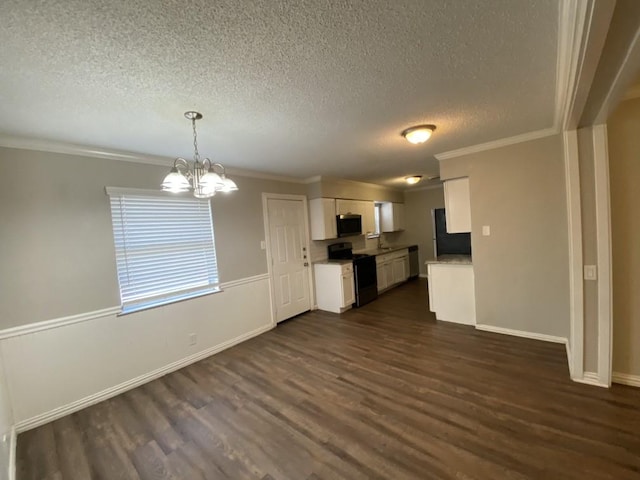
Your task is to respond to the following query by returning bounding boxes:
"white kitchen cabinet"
[309,198,337,240]
[341,271,355,306]
[376,248,408,292]
[380,202,405,232]
[376,262,386,291]
[392,256,409,284]
[359,201,376,236]
[336,199,359,215]
[314,262,355,313]
[443,177,471,233]
[427,262,475,325]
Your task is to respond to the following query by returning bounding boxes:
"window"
[107,188,220,313]
[369,203,383,238]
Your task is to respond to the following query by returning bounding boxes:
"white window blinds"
[107,189,219,312]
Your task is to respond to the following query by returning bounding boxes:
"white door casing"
[263,194,313,323]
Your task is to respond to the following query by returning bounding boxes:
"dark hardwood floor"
[17,279,640,479]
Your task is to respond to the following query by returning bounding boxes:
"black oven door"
[353,256,378,307]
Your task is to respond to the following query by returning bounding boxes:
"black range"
[327,242,377,308]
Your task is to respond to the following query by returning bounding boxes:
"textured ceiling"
[0,0,559,186]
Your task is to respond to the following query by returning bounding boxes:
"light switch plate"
[260,240,266,250]
[584,265,597,281]
[482,225,491,236]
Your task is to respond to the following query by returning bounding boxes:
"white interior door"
[266,198,311,322]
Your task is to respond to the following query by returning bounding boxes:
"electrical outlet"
[482,225,491,236]
[260,240,266,250]
[189,333,197,346]
[584,265,597,281]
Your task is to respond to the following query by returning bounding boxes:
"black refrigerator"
[432,208,471,256]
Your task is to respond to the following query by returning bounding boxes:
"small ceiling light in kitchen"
[405,175,423,185]
[401,125,436,144]
[161,111,238,198]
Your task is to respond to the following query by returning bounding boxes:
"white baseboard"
[573,371,608,388]
[475,324,568,344]
[612,372,640,388]
[8,426,16,480]
[419,273,428,278]
[15,324,273,433]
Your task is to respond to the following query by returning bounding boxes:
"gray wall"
[398,186,445,275]
[0,147,305,329]
[608,97,640,376]
[439,134,570,338]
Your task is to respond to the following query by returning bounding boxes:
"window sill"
[118,287,223,316]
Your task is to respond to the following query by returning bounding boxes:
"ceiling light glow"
[405,175,423,185]
[401,125,436,144]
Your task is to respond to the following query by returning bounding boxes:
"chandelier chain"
[191,118,200,163]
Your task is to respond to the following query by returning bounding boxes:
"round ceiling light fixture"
[405,175,423,185]
[401,125,436,144]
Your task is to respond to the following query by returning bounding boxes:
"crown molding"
[435,128,558,162]
[0,133,173,166]
[0,134,311,184]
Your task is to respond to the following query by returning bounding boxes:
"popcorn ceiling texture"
[0,0,558,185]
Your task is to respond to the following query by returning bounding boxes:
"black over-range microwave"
[336,214,362,237]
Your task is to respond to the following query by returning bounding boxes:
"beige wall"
[439,134,571,338]
[398,186,445,275]
[608,97,640,376]
[0,147,305,329]
[308,176,403,203]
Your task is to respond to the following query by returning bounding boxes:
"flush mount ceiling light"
[405,175,423,185]
[162,111,238,198]
[401,124,436,144]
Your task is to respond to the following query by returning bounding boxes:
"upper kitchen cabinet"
[380,202,404,232]
[359,201,376,236]
[309,198,337,240]
[443,177,471,233]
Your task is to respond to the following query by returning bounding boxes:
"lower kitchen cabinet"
[392,257,409,284]
[314,262,355,313]
[427,262,475,325]
[376,248,409,293]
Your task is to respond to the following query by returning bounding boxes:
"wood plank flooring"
[17,279,640,479]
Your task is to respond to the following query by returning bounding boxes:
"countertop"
[354,244,414,256]
[425,255,473,265]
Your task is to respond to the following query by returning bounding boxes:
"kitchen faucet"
[377,235,384,250]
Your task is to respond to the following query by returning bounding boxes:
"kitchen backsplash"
[310,232,402,262]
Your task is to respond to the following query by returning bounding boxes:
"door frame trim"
[563,130,584,380]
[262,193,315,324]
[592,124,612,387]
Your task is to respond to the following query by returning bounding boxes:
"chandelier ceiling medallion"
[161,111,238,198]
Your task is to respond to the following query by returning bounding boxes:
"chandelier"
[161,111,238,198]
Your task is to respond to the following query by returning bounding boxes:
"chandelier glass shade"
[161,111,238,198]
